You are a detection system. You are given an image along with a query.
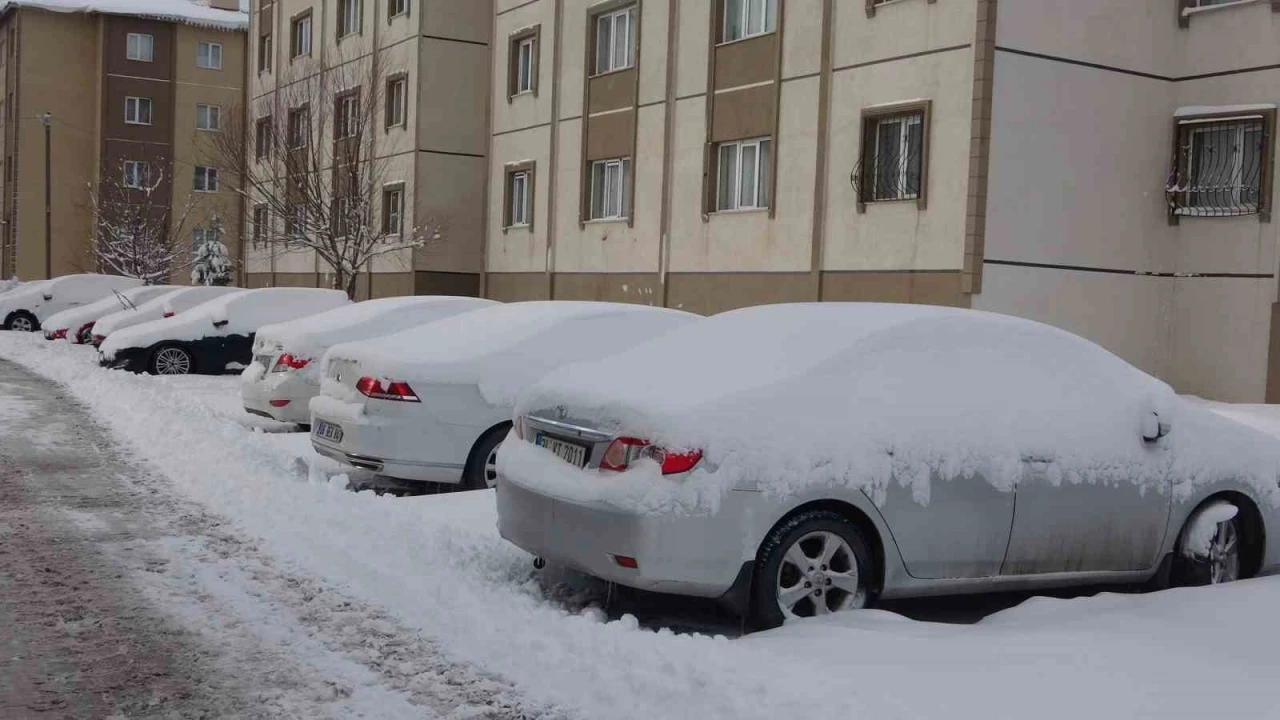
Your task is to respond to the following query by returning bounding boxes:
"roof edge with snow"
[0,0,249,31]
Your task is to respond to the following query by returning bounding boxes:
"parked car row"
[6,275,1280,630]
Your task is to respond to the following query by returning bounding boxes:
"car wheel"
[1173,508,1242,587]
[462,424,509,491]
[5,311,37,332]
[149,344,195,376]
[750,510,873,630]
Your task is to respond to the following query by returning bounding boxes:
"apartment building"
[0,0,247,282]
[487,0,1280,403]
[241,0,490,298]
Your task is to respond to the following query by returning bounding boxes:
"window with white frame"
[122,160,150,189]
[124,96,153,125]
[339,0,361,37]
[335,92,359,139]
[514,35,536,95]
[866,111,924,201]
[255,116,272,159]
[197,41,222,69]
[385,76,406,128]
[193,166,219,192]
[507,169,531,227]
[723,0,777,43]
[334,196,353,237]
[593,6,635,76]
[192,225,219,250]
[388,0,407,19]
[588,157,630,220]
[291,13,312,57]
[287,204,307,241]
[126,33,153,62]
[252,204,268,247]
[287,106,309,148]
[258,32,272,73]
[382,184,404,235]
[196,103,221,131]
[715,137,771,211]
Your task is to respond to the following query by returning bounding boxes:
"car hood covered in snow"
[101,288,348,359]
[42,285,179,337]
[93,286,242,338]
[0,275,143,322]
[510,303,1280,513]
[323,301,696,406]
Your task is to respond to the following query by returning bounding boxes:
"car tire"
[1172,507,1243,588]
[5,311,38,332]
[462,424,511,491]
[750,510,874,631]
[148,343,196,376]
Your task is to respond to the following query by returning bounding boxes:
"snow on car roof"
[43,285,178,331]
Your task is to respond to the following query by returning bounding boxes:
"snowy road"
[0,358,536,719]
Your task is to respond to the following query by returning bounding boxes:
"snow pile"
[4,333,1280,719]
[1180,500,1240,558]
[513,303,1280,515]
[94,286,241,339]
[101,288,347,360]
[322,301,696,407]
[249,296,496,383]
[41,285,179,338]
[0,0,249,30]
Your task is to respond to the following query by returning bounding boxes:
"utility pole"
[38,112,50,279]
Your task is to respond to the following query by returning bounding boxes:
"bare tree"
[88,161,200,284]
[209,49,442,298]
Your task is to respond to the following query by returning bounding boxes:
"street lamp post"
[37,112,50,279]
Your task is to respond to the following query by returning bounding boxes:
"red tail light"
[355,376,421,402]
[271,352,311,372]
[92,334,105,346]
[51,328,67,339]
[163,311,175,318]
[600,437,703,476]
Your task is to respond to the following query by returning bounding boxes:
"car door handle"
[1021,454,1054,464]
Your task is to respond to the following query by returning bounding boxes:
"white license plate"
[255,354,275,369]
[314,420,344,444]
[536,435,588,468]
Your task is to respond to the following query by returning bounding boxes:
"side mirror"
[212,319,229,328]
[42,293,52,301]
[1142,412,1172,442]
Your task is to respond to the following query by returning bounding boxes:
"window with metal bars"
[1167,113,1273,220]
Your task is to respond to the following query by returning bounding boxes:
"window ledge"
[588,65,634,80]
[1172,207,1260,217]
[583,216,628,225]
[1183,0,1261,20]
[503,223,532,231]
[714,30,777,49]
[709,207,769,217]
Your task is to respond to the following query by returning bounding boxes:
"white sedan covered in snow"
[91,285,243,347]
[100,287,349,375]
[42,285,179,343]
[310,302,698,490]
[242,296,498,425]
[0,274,144,332]
[499,303,1280,629]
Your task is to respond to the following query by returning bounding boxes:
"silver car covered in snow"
[498,303,1280,629]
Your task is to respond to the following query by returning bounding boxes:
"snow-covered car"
[242,296,498,425]
[100,287,349,375]
[0,274,144,332]
[310,302,698,490]
[41,285,179,343]
[91,286,243,347]
[498,303,1280,629]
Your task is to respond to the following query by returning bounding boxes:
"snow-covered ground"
[4,332,1280,719]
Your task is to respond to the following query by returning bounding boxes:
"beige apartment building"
[242,0,490,298]
[487,0,1280,403]
[0,0,247,282]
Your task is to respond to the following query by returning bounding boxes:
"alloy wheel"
[10,315,33,332]
[484,448,499,488]
[1208,520,1240,584]
[776,530,863,618]
[154,347,192,375]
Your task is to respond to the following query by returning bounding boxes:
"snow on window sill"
[1183,0,1260,19]
[583,216,628,225]
[709,207,769,217]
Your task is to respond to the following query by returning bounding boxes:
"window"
[382,184,403,235]
[854,102,930,211]
[1169,114,1272,219]
[723,0,776,42]
[335,92,359,139]
[593,6,635,76]
[258,32,272,73]
[122,160,150,189]
[385,75,406,128]
[509,32,537,97]
[124,96,152,125]
[388,0,408,18]
[339,0,361,37]
[192,226,219,250]
[715,138,771,211]
[252,205,268,247]
[196,103,221,131]
[126,33,154,62]
[287,106,309,148]
[287,204,307,241]
[194,166,219,192]
[291,13,312,57]
[505,165,533,228]
[588,158,630,220]
[255,116,272,159]
[197,42,222,70]
[333,196,353,237]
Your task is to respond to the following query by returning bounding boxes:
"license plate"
[255,354,275,369]
[314,420,344,444]
[536,435,588,468]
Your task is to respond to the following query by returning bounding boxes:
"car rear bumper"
[496,471,748,599]
[311,437,465,483]
[241,373,316,425]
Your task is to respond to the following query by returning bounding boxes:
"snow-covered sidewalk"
[3,333,1280,719]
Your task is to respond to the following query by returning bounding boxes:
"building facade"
[241,0,491,298]
[487,0,1280,403]
[0,0,248,283]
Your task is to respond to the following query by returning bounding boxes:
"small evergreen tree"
[190,217,234,286]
